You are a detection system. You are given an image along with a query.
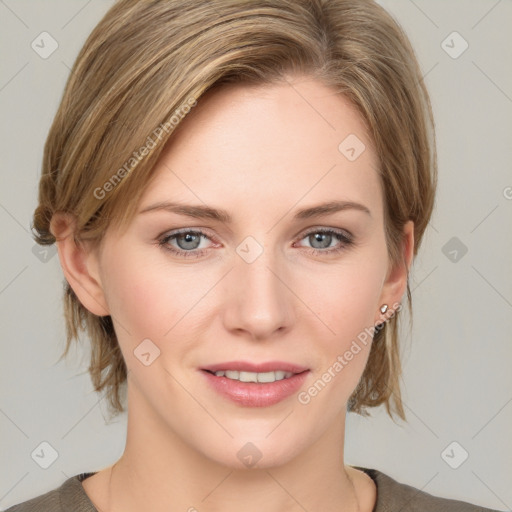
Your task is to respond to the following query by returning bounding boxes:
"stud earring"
[375,304,389,333]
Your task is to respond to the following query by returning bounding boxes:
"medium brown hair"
[32,0,437,421]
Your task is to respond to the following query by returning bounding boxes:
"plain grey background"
[1,0,511,510]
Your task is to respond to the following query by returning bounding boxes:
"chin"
[198,431,308,471]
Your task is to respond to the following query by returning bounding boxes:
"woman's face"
[83,76,411,468]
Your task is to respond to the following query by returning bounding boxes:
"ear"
[375,220,414,323]
[50,212,110,316]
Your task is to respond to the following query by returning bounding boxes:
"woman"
[6,0,502,510]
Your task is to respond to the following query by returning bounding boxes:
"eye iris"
[310,232,332,249]
[177,233,201,250]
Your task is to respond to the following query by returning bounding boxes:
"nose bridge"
[223,236,294,338]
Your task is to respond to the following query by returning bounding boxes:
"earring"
[375,304,389,333]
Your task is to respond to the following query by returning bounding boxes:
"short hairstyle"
[32,0,437,421]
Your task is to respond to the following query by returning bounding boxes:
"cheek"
[316,261,386,342]
[98,249,170,343]
[100,250,212,349]
[305,250,387,389]
[306,277,382,404]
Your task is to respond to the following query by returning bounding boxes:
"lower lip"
[201,370,310,407]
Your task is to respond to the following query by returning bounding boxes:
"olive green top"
[5,466,501,511]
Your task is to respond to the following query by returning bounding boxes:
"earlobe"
[376,220,414,323]
[50,212,110,317]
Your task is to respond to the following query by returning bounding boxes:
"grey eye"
[175,232,202,250]
[308,232,334,249]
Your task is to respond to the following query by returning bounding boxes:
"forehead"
[139,77,382,224]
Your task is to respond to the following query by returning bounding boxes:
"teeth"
[213,370,294,383]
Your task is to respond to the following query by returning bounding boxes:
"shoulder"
[4,473,97,512]
[354,466,502,512]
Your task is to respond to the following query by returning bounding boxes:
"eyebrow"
[139,200,371,222]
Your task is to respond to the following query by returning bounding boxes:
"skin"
[52,75,414,512]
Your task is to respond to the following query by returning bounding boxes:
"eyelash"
[157,227,355,259]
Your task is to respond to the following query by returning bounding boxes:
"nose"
[221,246,295,341]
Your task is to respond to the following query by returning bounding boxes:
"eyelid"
[158,226,352,244]
[157,228,217,259]
[295,226,353,242]
[157,225,355,258]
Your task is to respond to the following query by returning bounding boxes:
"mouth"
[203,369,303,383]
[201,360,309,383]
[200,361,310,407]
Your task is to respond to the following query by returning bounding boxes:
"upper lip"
[202,361,309,374]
